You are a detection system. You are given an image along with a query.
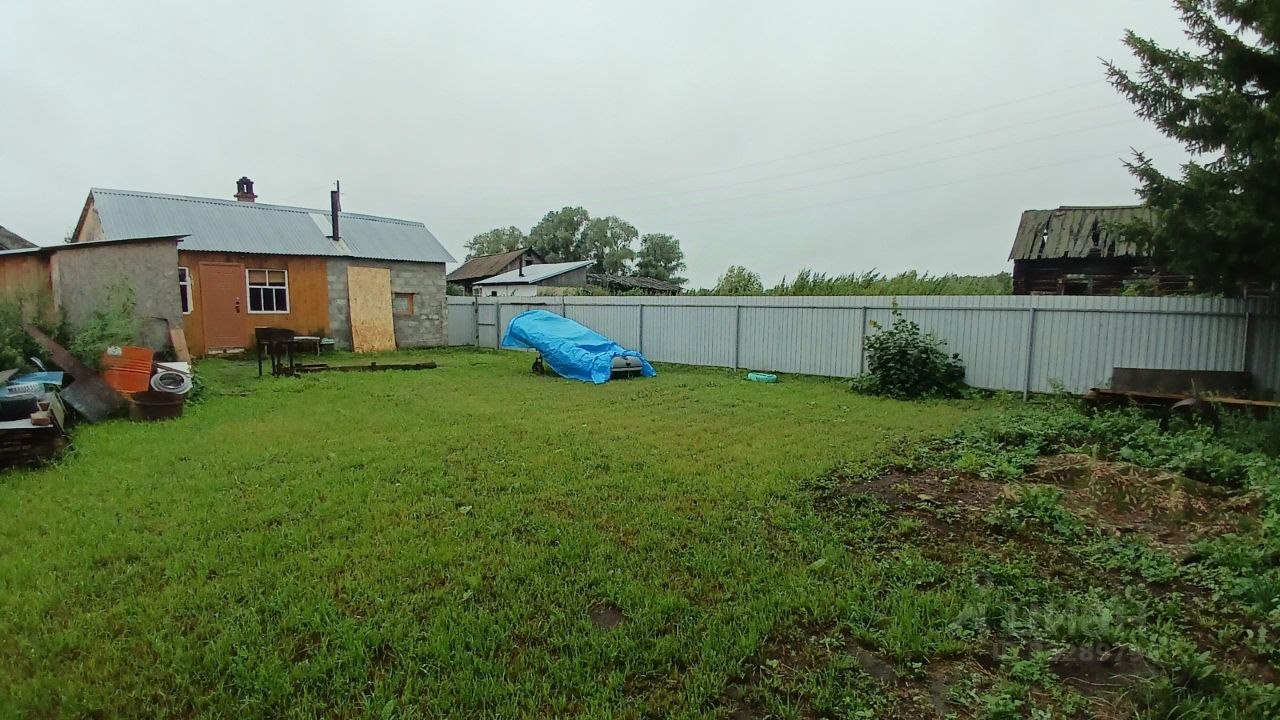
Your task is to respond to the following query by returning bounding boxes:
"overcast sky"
[1,1,1191,288]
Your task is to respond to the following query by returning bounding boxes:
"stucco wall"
[50,239,182,350]
[326,259,446,349]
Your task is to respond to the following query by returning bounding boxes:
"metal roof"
[0,225,36,250]
[447,247,545,282]
[86,188,455,264]
[1009,205,1152,261]
[474,260,593,285]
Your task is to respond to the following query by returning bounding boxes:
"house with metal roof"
[70,178,455,355]
[1008,205,1190,295]
[446,247,546,294]
[472,260,594,297]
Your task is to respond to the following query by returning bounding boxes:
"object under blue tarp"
[501,309,656,384]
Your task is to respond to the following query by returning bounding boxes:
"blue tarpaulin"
[501,309,656,384]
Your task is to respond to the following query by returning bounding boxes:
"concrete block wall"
[327,259,447,350]
[50,239,183,351]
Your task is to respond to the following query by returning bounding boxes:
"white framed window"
[246,268,289,313]
[178,266,193,315]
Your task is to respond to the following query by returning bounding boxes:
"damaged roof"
[79,188,455,264]
[447,247,544,282]
[1009,205,1153,261]
[587,273,682,293]
[0,225,36,250]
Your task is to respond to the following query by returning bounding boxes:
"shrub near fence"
[447,295,1280,397]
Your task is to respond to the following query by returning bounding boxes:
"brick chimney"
[234,176,257,202]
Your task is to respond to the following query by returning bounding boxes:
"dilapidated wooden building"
[1008,205,1191,295]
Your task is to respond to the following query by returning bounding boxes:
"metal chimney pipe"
[519,255,524,277]
[330,180,341,242]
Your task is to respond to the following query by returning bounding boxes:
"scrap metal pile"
[0,327,196,469]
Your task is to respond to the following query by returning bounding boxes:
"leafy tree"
[636,233,687,284]
[713,265,764,295]
[464,226,526,259]
[528,206,590,262]
[1105,0,1280,293]
[579,216,638,274]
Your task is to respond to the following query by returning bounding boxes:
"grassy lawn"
[5,349,1277,718]
[0,349,977,718]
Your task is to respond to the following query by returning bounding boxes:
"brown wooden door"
[199,262,245,349]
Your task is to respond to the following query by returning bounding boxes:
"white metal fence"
[446,295,1280,396]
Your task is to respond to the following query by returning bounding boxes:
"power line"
[590,79,1108,193]
[620,103,1132,205]
[666,143,1176,227]
[638,117,1136,212]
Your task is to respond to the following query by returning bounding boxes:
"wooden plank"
[346,266,396,352]
[169,328,191,362]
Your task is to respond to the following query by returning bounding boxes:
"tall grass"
[771,269,1012,296]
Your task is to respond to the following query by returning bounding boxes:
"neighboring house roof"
[447,247,544,283]
[1009,205,1152,261]
[78,188,455,264]
[475,260,594,286]
[587,273,682,293]
[0,225,36,250]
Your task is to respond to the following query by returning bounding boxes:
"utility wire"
[590,79,1108,193]
[638,117,1136,212]
[621,103,1131,205]
[666,143,1177,227]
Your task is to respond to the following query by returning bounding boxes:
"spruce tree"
[1106,0,1280,293]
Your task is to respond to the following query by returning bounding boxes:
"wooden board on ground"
[346,266,396,352]
[169,328,191,362]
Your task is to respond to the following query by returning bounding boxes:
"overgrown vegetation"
[0,291,64,372]
[3,351,1276,717]
[851,303,966,399]
[66,283,140,370]
[773,268,1012,296]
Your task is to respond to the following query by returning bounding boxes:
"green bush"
[0,291,65,372]
[852,303,965,399]
[68,283,140,370]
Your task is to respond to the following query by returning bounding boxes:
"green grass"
[0,349,977,719]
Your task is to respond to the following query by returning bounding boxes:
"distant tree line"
[689,267,1012,296]
[465,207,688,285]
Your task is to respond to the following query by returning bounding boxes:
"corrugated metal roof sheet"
[88,188,454,264]
[1009,205,1152,261]
[447,247,544,282]
[475,260,593,285]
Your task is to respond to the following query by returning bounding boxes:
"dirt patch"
[1027,454,1254,548]
[588,602,624,630]
[1048,644,1159,688]
[720,626,973,720]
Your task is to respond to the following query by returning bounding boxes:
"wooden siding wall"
[0,254,52,297]
[179,252,330,355]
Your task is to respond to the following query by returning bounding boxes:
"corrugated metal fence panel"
[565,303,642,350]
[738,306,860,376]
[1248,300,1280,395]
[447,295,1277,395]
[641,304,737,367]
[447,297,475,346]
